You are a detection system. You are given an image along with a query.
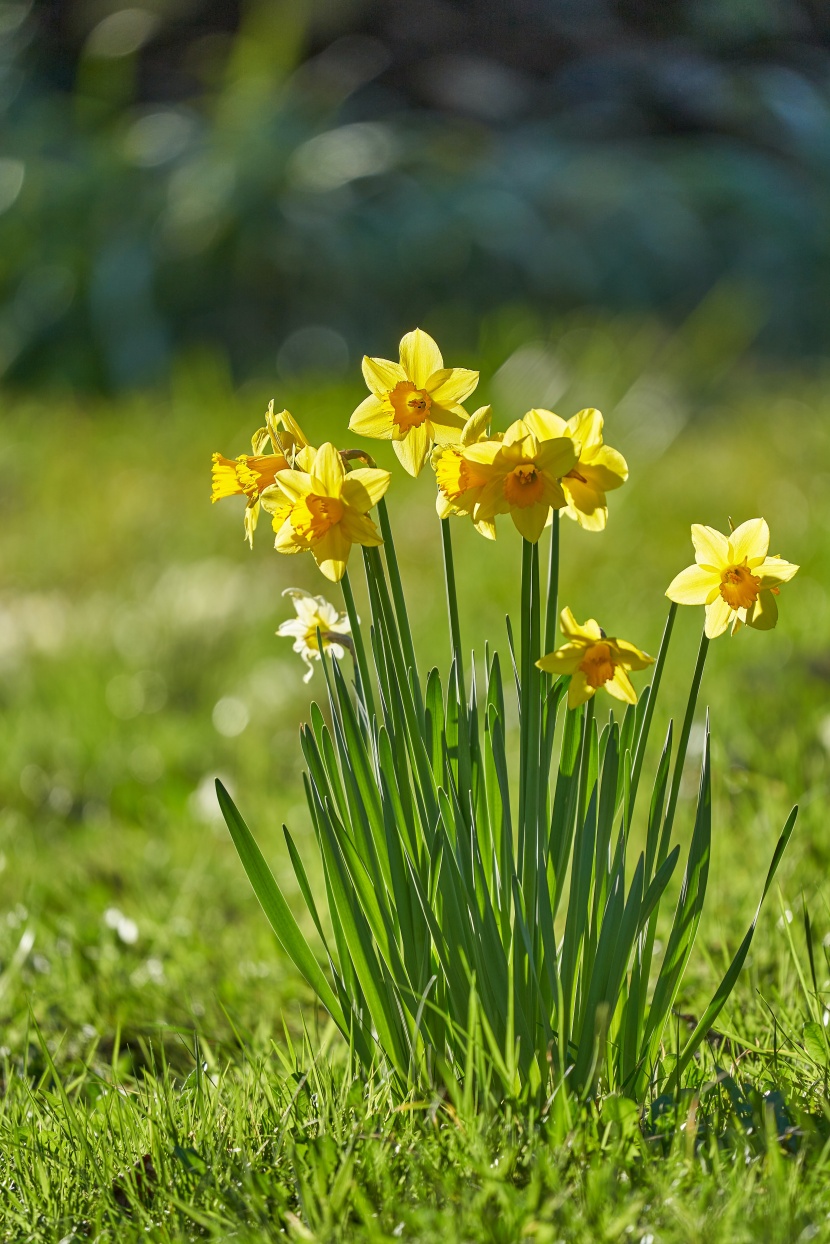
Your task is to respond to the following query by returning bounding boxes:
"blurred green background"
[1,0,829,1064]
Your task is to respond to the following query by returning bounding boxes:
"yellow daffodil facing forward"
[349,328,479,477]
[666,518,799,638]
[431,406,500,539]
[524,407,627,532]
[211,405,312,547]
[276,588,352,682]
[263,442,390,582]
[464,415,578,543]
[537,608,654,709]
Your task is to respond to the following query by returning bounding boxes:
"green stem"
[658,626,710,865]
[376,498,423,724]
[629,601,677,816]
[440,518,466,708]
[341,571,375,726]
[544,510,560,656]
[517,539,534,870]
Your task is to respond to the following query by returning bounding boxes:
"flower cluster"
[211,327,799,690]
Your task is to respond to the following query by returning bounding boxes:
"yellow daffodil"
[524,407,627,531]
[464,415,578,543]
[666,518,799,638]
[276,588,352,682]
[264,442,390,582]
[431,406,500,539]
[349,328,479,477]
[211,404,314,547]
[536,607,654,709]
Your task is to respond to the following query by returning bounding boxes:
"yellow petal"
[704,596,733,639]
[567,670,595,709]
[362,355,407,396]
[311,525,351,582]
[605,666,637,704]
[251,426,271,454]
[755,556,798,586]
[578,451,628,491]
[341,509,383,547]
[746,588,779,631]
[463,440,503,468]
[473,516,497,540]
[273,469,312,503]
[524,408,567,441]
[566,407,604,454]
[349,393,394,439]
[427,408,467,439]
[611,638,654,671]
[392,422,431,476]
[427,367,479,406]
[341,467,391,513]
[559,607,601,642]
[243,499,259,548]
[510,501,549,543]
[563,499,607,532]
[561,476,606,528]
[665,563,720,605]
[728,517,769,566]
[310,443,345,497]
[691,524,729,569]
[473,476,509,520]
[274,515,303,552]
[536,642,584,675]
[536,436,578,477]
[399,328,443,387]
[461,405,492,445]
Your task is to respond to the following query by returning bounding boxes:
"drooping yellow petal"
[746,588,779,630]
[426,367,479,407]
[399,328,443,388]
[510,500,550,543]
[728,517,769,567]
[362,355,407,396]
[536,642,584,676]
[561,474,607,529]
[392,421,431,477]
[341,510,383,548]
[349,393,394,439]
[755,556,799,586]
[578,450,628,491]
[311,443,345,497]
[605,666,637,704]
[666,563,721,605]
[567,669,595,709]
[341,467,391,513]
[311,524,352,582]
[704,595,733,639]
[691,524,730,569]
[563,497,607,532]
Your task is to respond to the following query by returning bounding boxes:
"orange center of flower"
[389,381,431,431]
[578,642,616,689]
[719,563,761,611]
[291,493,344,542]
[503,463,545,508]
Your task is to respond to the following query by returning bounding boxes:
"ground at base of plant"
[5,1037,830,1244]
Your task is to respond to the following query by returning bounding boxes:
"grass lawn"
[2,315,830,1240]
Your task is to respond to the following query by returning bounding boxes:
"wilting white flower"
[276,588,352,681]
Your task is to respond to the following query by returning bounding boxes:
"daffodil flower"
[349,328,479,477]
[524,407,627,532]
[536,608,654,709]
[276,588,352,682]
[264,442,390,582]
[431,406,500,539]
[211,405,313,547]
[465,416,578,543]
[666,518,799,638]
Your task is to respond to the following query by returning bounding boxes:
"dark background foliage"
[4,0,830,390]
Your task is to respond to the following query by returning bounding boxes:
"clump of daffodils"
[211,325,800,1108]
